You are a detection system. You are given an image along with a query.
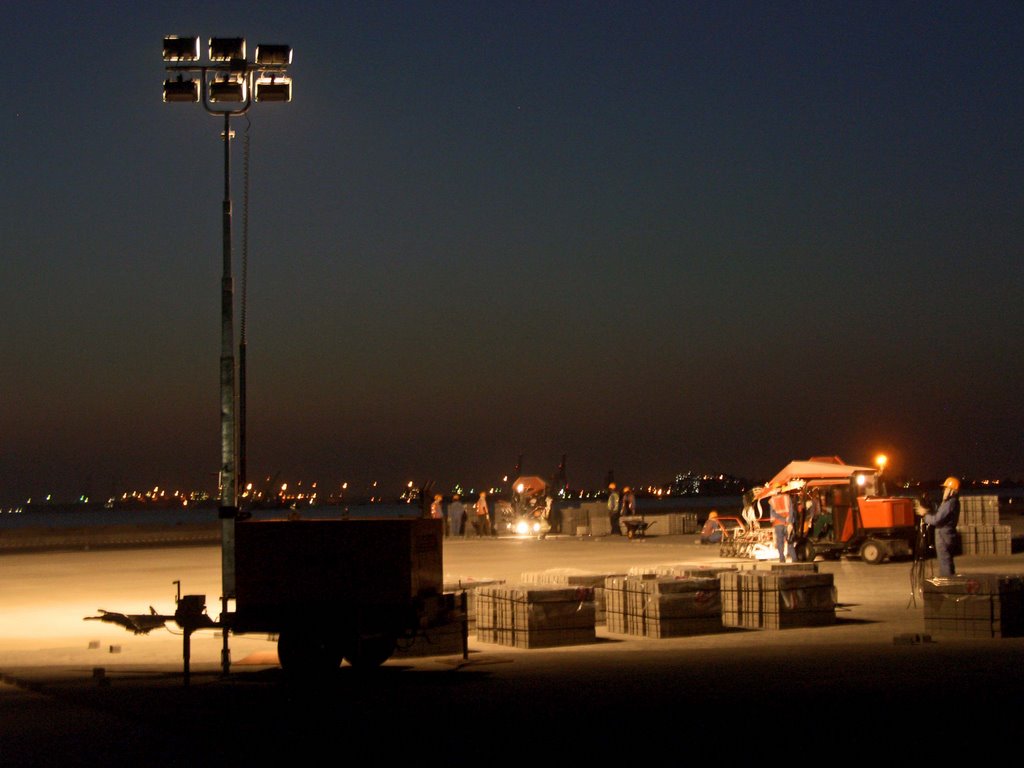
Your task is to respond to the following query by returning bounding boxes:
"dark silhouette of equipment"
[85,607,168,635]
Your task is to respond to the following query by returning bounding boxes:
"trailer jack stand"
[174,595,220,687]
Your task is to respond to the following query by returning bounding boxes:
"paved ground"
[2,520,1024,766]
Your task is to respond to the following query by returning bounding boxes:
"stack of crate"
[604,574,724,638]
[474,584,597,648]
[923,573,1024,638]
[720,566,836,630]
[520,568,622,624]
[957,495,1011,555]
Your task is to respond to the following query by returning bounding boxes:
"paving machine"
[754,456,917,564]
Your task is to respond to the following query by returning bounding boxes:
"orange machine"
[755,457,918,564]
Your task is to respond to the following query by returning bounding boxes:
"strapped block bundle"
[520,568,623,624]
[923,573,1024,638]
[720,569,836,630]
[475,584,597,648]
[604,574,725,638]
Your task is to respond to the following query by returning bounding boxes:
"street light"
[162,35,292,674]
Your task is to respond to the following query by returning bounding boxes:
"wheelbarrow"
[620,516,655,539]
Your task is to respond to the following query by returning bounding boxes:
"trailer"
[755,457,917,565]
[227,516,449,674]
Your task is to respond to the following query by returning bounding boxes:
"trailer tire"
[343,633,396,669]
[277,629,343,676]
[860,539,885,565]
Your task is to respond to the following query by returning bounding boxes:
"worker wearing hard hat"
[769,490,797,563]
[918,476,961,576]
[607,483,622,535]
[699,511,723,545]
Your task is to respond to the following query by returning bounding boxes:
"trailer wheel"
[343,633,396,669]
[860,539,885,565]
[277,629,343,676]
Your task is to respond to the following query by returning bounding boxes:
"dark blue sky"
[2,2,1022,504]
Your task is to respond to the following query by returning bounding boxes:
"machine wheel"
[795,538,814,563]
[343,633,397,669]
[860,539,885,565]
[277,629,343,676]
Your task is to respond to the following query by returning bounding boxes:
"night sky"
[2,2,1022,505]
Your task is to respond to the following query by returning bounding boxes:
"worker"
[769,491,797,563]
[918,476,961,576]
[430,493,443,523]
[474,491,491,537]
[699,511,723,545]
[449,493,466,537]
[607,483,621,535]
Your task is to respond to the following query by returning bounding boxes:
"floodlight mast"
[162,35,291,676]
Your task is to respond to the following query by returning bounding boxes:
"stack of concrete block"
[720,568,836,630]
[604,574,724,638]
[664,512,699,534]
[957,494,1011,555]
[923,573,1024,638]
[475,584,597,648]
[520,568,622,624]
[560,505,591,536]
[560,501,613,536]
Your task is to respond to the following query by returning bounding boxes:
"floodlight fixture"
[255,44,292,66]
[163,35,199,62]
[209,37,246,62]
[254,74,292,103]
[208,74,247,103]
[163,76,199,103]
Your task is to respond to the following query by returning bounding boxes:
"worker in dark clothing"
[919,476,961,576]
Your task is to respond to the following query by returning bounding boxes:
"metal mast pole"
[219,110,237,676]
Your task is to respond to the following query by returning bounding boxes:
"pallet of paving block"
[512,601,597,632]
[959,495,999,526]
[664,512,699,534]
[644,615,727,638]
[504,584,597,603]
[509,626,597,649]
[519,568,616,588]
[769,562,819,573]
[719,571,761,629]
[644,590,722,620]
[645,576,721,594]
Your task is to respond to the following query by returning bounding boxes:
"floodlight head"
[255,44,292,66]
[163,35,200,62]
[254,74,292,103]
[208,74,247,103]
[163,76,199,103]
[209,37,246,62]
